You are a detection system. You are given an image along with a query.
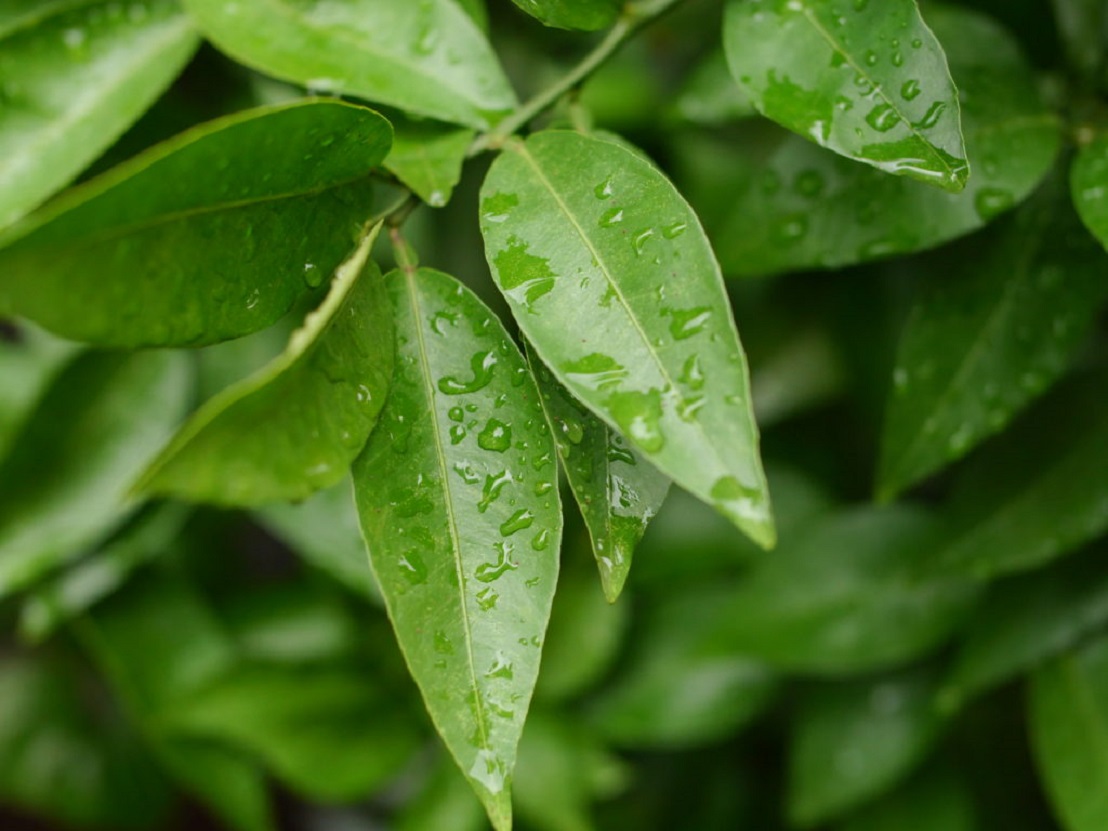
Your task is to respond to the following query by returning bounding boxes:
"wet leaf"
[136,225,393,506]
[507,0,620,31]
[878,178,1108,498]
[0,0,199,230]
[0,101,390,347]
[181,0,516,128]
[385,113,474,207]
[1071,133,1108,247]
[1029,634,1108,831]
[691,5,1059,275]
[790,667,945,827]
[352,267,561,831]
[0,350,191,599]
[528,349,670,601]
[480,130,773,548]
[723,0,968,191]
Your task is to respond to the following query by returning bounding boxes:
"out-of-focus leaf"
[352,267,561,831]
[838,765,978,831]
[1030,634,1108,831]
[942,548,1108,709]
[157,741,274,831]
[481,130,773,548]
[1052,0,1108,80]
[507,0,619,31]
[674,49,756,125]
[878,178,1108,498]
[396,751,487,831]
[181,0,516,128]
[386,114,474,207]
[0,0,199,229]
[1071,134,1108,248]
[925,372,1108,580]
[0,350,191,599]
[529,350,669,601]
[0,322,77,460]
[0,101,390,347]
[716,506,978,673]
[789,667,945,827]
[723,0,968,191]
[691,6,1060,275]
[457,0,489,30]
[136,226,393,506]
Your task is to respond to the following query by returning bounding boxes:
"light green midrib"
[403,269,493,765]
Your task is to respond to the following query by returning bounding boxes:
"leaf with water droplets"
[723,0,968,191]
[480,130,774,548]
[528,348,669,602]
[1029,634,1108,831]
[692,5,1059,275]
[0,0,199,231]
[1071,134,1108,249]
[181,0,515,128]
[878,178,1108,499]
[351,267,561,831]
[506,0,619,31]
[385,113,474,208]
[136,224,393,507]
[0,100,391,347]
[788,667,945,827]
[0,350,191,601]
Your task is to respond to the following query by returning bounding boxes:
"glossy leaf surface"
[0,350,190,598]
[0,0,199,230]
[137,226,393,506]
[507,0,619,31]
[1071,134,1108,248]
[529,350,670,601]
[790,668,944,826]
[386,114,474,207]
[693,6,1059,275]
[1030,635,1108,831]
[723,0,968,191]
[481,130,773,547]
[352,267,561,831]
[181,0,516,128]
[878,179,1108,497]
[0,101,390,347]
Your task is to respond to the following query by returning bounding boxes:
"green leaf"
[1030,634,1108,831]
[715,506,978,672]
[877,177,1108,498]
[0,0,199,230]
[0,322,77,460]
[723,0,968,191]
[924,371,1108,580]
[385,113,474,207]
[0,350,191,599]
[942,549,1108,709]
[838,765,978,831]
[528,349,670,601]
[181,0,516,128]
[157,740,274,831]
[0,100,390,347]
[674,48,757,125]
[789,667,945,827]
[136,225,393,506]
[507,0,619,31]
[480,130,773,548]
[352,267,562,831]
[1071,134,1108,247]
[691,5,1059,275]
[396,750,487,831]
[1051,0,1108,80]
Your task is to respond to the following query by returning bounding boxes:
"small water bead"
[900,79,921,101]
[398,551,428,585]
[662,221,688,239]
[531,529,550,550]
[914,101,946,129]
[478,419,511,452]
[499,509,534,537]
[599,207,624,227]
[449,425,466,445]
[453,462,480,484]
[594,178,614,199]
[448,406,465,422]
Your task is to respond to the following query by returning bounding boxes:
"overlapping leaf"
[181,0,516,128]
[0,322,76,460]
[481,130,773,548]
[0,0,199,230]
[0,101,390,347]
[839,766,978,831]
[385,114,474,207]
[1071,134,1108,248]
[723,0,968,191]
[352,267,561,831]
[136,225,393,506]
[507,0,619,31]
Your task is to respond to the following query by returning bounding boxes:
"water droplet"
[499,509,534,537]
[900,79,921,101]
[891,51,904,67]
[486,654,514,679]
[974,188,1013,221]
[607,389,665,452]
[439,351,497,395]
[534,481,553,496]
[355,384,372,403]
[478,419,512,452]
[553,414,585,445]
[434,630,454,654]
[865,103,901,132]
[864,50,878,66]
[594,177,614,199]
[665,306,712,340]
[303,262,322,288]
[476,542,517,583]
[453,461,480,484]
[531,529,550,550]
[398,551,428,585]
[680,355,705,391]
[632,228,655,255]
[599,207,624,227]
[914,101,946,129]
[772,213,809,244]
[662,221,688,239]
[448,406,465,422]
[428,189,446,207]
[450,425,467,445]
[476,588,499,610]
[564,353,628,392]
[478,471,513,513]
[794,170,825,198]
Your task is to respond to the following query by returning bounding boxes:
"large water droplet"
[478,471,513,513]
[398,550,428,585]
[865,103,901,132]
[476,542,517,583]
[499,509,534,537]
[478,419,512,452]
[439,351,497,395]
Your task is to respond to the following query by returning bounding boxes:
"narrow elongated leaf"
[480,130,773,547]
[0,101,391,347]
[925,372,1108,580]
[529,350,670,601]
[0,350,190,598]
[385,114,474,207]
[878,178,1108,497]
[1030,635,1108,831]
[723,0,968,191]
[352,267,561,831]
[943,549,1108,709]
[1071,134,1108,247]
[136,225,393,506]
[790,668,945,827]
[508,0,619,31]
[714,506,978,673]
[0,0,199,229]
[181,0,516,128]
[690,6,1060,275]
